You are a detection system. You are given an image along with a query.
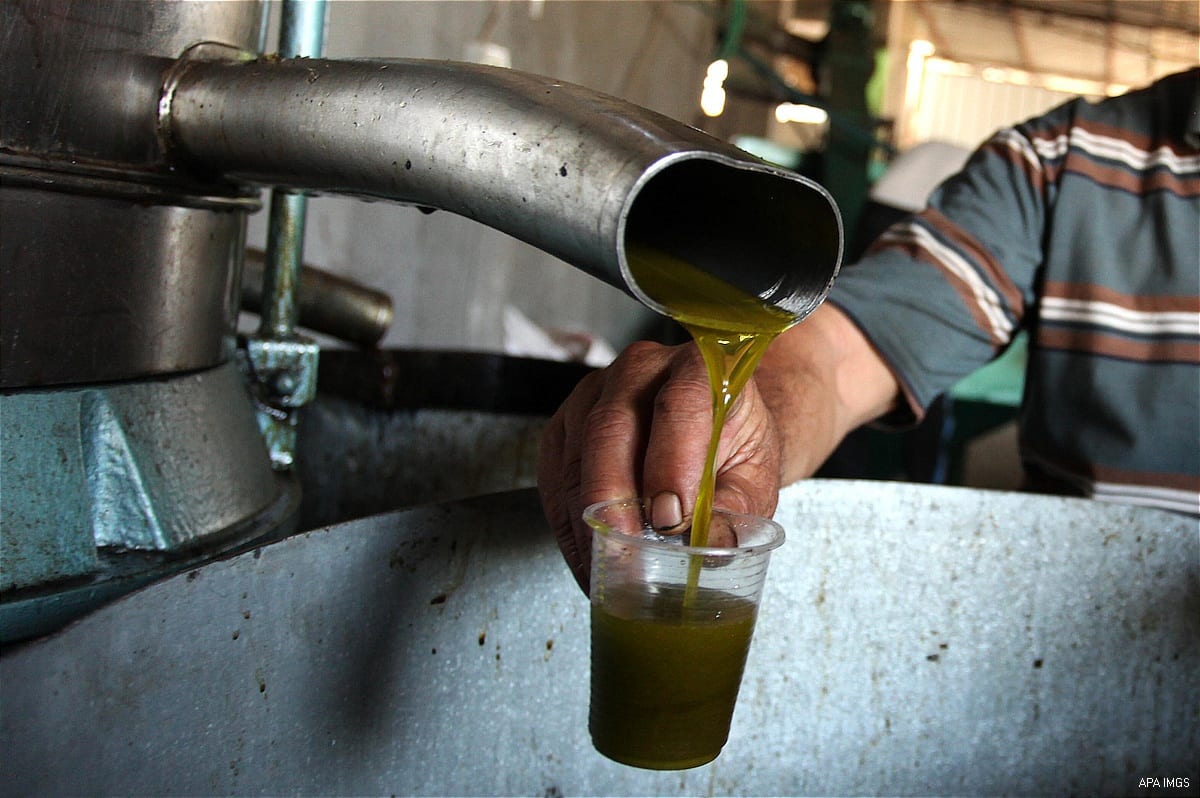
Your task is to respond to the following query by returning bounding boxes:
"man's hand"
[537,303,901,593]
[536,339,783,593]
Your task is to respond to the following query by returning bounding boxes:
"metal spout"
[162,56,842,321]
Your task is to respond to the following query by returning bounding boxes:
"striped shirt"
[830,67,1200,516]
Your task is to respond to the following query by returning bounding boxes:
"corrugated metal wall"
[907,60,1091,149]
[883,0,1197,151]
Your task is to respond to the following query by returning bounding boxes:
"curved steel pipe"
[163,57,842,320]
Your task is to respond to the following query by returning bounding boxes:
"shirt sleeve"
[827,102,1075,425]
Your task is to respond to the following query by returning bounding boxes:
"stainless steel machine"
[0,0,841,641]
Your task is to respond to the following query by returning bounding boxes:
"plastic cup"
[583,497,785,770]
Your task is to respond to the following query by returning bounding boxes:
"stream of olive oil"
[625,245,797,547]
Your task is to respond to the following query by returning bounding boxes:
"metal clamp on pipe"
[240,0,328,471]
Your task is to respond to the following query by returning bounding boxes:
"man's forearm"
[756,303,902,485]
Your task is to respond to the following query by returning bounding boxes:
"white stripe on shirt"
[880,222,1015,343]
[1040,297,1200,337]
[1092,481,1200,516]
[997,128,1048,170]
[1001,126,1200,174]
[1072,127,1200,174]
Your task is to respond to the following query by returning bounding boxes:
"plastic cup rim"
[582,496,786,558]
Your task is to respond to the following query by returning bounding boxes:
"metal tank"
[0,0,841,640]
[0,1,290,640]
[0,483,1195,795]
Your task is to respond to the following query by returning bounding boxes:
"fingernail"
[651,491,684,531]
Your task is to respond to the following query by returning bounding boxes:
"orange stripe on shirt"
[1037,326,1200,363]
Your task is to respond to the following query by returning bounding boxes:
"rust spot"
[478,631,486,646]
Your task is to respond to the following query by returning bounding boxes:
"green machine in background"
[715,0,885,246]
[820,0,879,244]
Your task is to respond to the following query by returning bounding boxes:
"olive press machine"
[0,0,841,642]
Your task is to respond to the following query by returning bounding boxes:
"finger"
[576,341,675,509]
[539,344,670,593]
[701,513,738,548]
[708,383,783,520]
[640,345,715,531]
[710,452,781,520]
[538,371,604,593]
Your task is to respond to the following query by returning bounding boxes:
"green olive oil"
[588,584,759,770]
